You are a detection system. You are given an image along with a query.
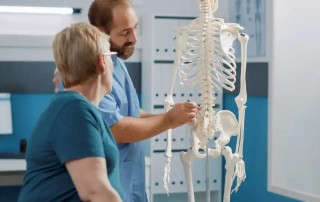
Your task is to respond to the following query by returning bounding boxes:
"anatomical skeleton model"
[162,0,249,202]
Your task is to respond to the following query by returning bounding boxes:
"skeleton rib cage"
[162,0,250,202]
[178,18,237,94]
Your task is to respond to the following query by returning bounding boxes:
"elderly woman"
[18,22,122,202]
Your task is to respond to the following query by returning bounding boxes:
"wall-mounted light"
[0,6,81,15]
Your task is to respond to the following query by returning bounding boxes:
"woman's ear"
[97,53,106,74]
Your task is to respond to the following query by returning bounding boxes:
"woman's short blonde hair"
[53,68,60,78]
[53,22,110,88]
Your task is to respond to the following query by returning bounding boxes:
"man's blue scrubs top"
[99,55,147,202]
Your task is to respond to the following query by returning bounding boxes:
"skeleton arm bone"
[163,28,186,195]
[235,33,248,158]
[231,33,249,193]
[163,104,172,195]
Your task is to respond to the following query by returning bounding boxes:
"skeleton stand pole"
[206,142,210,202]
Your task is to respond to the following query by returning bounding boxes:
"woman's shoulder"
[50,91,98,119]
[53,91,93,109]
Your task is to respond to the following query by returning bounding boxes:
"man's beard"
[110,40,135,60]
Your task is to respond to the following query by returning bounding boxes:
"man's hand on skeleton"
[166,101,201,129]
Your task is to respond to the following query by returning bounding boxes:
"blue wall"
[0,94,301,202]
[0,94,54,202]
[222,94,300,202]
[0,94,54,153]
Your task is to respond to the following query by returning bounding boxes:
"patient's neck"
[66,79,105,107]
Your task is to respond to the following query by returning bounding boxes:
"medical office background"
[0,0,319,202]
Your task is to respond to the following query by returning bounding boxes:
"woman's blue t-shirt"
[18,91,123,202]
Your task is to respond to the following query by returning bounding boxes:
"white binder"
[0,93,13,135]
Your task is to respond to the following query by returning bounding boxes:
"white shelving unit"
[141,14,223,202]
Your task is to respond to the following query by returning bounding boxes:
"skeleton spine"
[198,0,216,137]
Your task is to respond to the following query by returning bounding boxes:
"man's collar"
[111,54,118,65]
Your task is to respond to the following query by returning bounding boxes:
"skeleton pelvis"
[214,110,238,146]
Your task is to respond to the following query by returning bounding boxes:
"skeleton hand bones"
[163,98,200,194]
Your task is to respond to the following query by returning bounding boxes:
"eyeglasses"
[103,52,117,56]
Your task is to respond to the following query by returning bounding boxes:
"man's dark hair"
[88,0,132,34]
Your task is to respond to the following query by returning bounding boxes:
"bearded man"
[88,1,200,202]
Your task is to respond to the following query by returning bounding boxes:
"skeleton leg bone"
[213,107,241,201]
[181,150,195,202]
[181,123,205,202]
[180,123,210,202]
[222,146,240,202]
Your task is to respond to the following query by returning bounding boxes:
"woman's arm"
[65,157,122,202]
[50,100,123,202]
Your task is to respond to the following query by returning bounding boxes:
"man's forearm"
[110,114,172,143]
[139,109,156,118]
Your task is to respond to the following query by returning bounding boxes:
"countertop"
[0,153,26,172]
[0,153,150,172]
